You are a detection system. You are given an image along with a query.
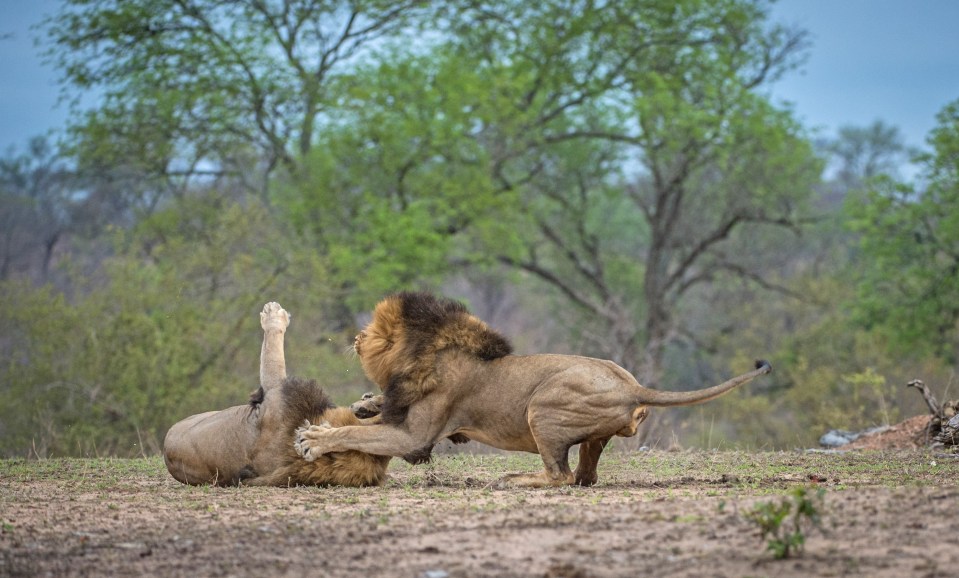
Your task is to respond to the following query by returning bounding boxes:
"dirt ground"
[2,444,958,578]
[842,415,934,450]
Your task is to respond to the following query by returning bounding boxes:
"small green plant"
[746,486,825,559]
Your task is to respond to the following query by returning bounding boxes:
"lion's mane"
[252,377,389,487]
[361,292,513,424]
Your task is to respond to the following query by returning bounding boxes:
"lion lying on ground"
[163,302,389,487]
[295,292,772,487]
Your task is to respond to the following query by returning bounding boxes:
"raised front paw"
[349,392,383,419]
[260,302,291,332]
[293,420,333,461]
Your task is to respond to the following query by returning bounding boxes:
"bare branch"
[674,259,805,302]
[663,214,742,294]
[496,254,604,318]
[534,218,611,302]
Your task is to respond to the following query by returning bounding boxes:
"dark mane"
[395,291,513,360]
[279,377,336,434]
[375,292,513,427]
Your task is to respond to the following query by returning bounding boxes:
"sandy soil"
[2,447,958,578]
[842,415,933,450]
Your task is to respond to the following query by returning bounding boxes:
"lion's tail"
[633,360,772,407]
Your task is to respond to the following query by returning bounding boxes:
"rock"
[819,430,858,448]
[819,425,890,448]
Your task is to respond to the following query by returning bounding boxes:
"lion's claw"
[293,421,334,461]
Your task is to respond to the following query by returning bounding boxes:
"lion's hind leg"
[499,428,575,488]
[573,437,611,487]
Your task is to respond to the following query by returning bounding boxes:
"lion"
[162,302,390,487]
[294,292,772,487]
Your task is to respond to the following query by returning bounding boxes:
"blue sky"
[768,0,959,149]
[2,0,959,156]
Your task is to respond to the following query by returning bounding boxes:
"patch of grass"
[745,486,826,559]
[1,450,956,500]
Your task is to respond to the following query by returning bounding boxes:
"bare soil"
[843,415,933,450]
[2,448,958,578]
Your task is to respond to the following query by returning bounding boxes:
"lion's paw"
[293,420,333,461]
[260,302,291,332]
[349,392,384,419]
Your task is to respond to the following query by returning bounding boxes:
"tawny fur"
[163,301,389,488]
[297,292,772,488]
[361,292,512,424]
[246,378,389,487]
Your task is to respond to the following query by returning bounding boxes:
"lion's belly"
[454,427,539,453]
[163,405,258,485]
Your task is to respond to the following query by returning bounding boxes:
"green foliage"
[0,196,370,458]
[681,242,949,449]
[16,0,959,457]
[275,48,510,310]
[746,486,826,559]
[845,99,959,362]
[433,0,820,376]
[45,0,425,178]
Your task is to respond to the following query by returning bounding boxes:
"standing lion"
[295,292,771,487]
[163,302,389,487]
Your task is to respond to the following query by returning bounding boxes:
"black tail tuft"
[755,359,772,372]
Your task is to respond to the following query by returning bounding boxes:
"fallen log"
[937,414,959,446]
[906,379,958,447]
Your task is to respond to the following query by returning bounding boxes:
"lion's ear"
[477,332,513,360]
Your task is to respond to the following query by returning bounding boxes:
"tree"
[21,0,839,454]
[678,117,946,449]
[824,121,910,187]
[44,0,425,202]
[0,137,76,281]
[275,47,505,313]
[46,2,822,376]
[432,0,819,380]
[846,99,959,362]
[0,192,368,457]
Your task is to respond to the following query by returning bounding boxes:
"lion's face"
[353,296,405,388]
[353,330,367,356]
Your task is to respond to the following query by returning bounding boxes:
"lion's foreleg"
[259,302,290,391]
[294,423,430,461]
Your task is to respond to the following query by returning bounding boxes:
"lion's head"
[355,292,513,423]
